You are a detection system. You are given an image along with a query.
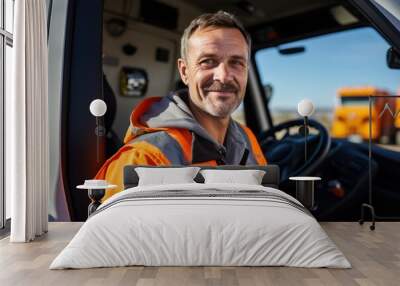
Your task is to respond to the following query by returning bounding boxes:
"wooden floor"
[0,222,399,286]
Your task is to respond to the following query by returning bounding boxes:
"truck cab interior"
[47,0,400,222]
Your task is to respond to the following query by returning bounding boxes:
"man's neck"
[188,100,230,145]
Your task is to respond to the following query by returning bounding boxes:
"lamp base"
[88,189,105,217]
[359,203,376,231]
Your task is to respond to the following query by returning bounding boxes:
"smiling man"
[96,11,267,200]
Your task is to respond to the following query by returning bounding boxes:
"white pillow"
[135,167,200,186]
[200,169,266,185]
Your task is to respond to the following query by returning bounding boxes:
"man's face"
[178,27,249,119]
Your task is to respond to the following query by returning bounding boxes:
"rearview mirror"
[278,46,306,55]
[387,47,400,69]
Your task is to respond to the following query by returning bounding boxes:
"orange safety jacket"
[95,94,267,200]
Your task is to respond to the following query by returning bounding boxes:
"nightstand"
[289,176,321,210]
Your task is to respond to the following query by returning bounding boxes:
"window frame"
[350,0,400,51]
[0,0,13,232]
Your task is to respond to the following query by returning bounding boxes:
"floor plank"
[0,222,399,286]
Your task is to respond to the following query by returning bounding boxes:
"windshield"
[341,96,369,106]
[255,26,400,146]
[341,96,370,106]
[255,27,399,111]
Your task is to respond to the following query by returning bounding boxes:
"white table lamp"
[297,99,314,117]
[89,99,107,162]
[90,99,107,117]
[297,99,315,162]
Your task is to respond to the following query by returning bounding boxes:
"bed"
[50,165,351,269]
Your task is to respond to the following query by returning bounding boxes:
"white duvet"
[50,183,351,269]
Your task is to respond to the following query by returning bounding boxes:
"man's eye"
[231,60,245,67]
[200,59,216,66]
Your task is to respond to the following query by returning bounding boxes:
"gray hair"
[180,11,251,61]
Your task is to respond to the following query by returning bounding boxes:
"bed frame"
[123,165,280,189]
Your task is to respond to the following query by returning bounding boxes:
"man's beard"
[201,80,241,118]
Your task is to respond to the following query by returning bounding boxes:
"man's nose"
[213,62,233,83]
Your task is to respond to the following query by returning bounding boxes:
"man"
[96,11,267,200]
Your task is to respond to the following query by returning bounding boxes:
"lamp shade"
[89,99,107,117]
[297,99,314,117]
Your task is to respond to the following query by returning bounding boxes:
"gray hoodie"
[127,90,261,165]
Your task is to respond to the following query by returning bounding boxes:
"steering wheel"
[258,118,331,183]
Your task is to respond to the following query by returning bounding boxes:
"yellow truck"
[396,98,400,144]
[331,87,399,144]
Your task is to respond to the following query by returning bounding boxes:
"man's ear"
[177,58,189,85]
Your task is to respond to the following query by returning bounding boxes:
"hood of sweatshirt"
[123,90,249,164]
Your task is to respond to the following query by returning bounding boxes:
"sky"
[255,27,400,111]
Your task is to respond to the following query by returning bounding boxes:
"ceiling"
[185,0,340,26]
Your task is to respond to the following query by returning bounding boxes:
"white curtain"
[8,0,49,242]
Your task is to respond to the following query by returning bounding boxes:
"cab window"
[255,27,400,146]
